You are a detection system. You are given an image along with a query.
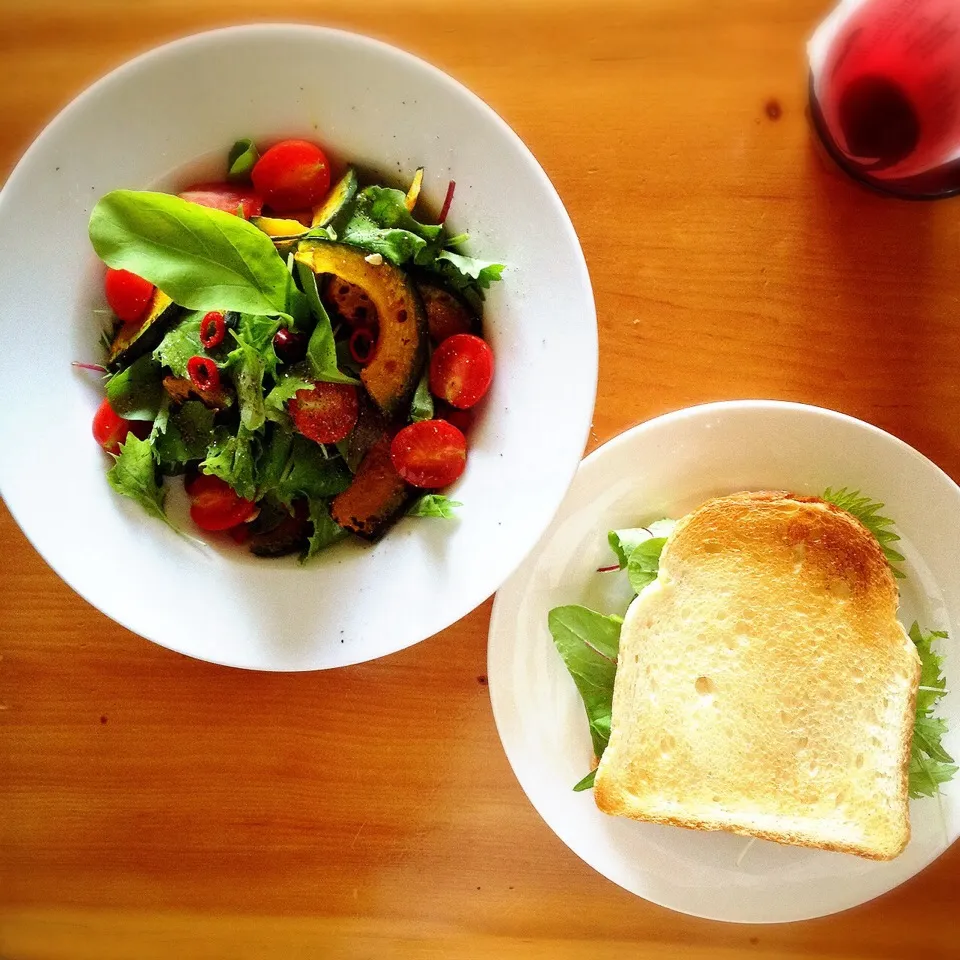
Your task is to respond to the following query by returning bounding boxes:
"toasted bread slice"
[594,491,920,861]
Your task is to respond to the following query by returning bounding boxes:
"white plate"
[488,400,960,923]
[0,26,596,670]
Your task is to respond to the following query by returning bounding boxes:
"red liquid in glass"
[809,0,960,198]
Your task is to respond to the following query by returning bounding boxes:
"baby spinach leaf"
[548,605,622,762]
[296,261,360,385]
[608,519,677,569]
[106,354,164,420]
[227,138,259,182]
[89,190,301,319]
[407,494,461,518]
[201,426,258,501]
[153,401,216,467]
[301,499,348,564]
[409,365,434,423]
[153,312,206,378]
[107,434,172,527]
[274,436,352,507]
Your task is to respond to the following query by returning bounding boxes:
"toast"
[593,491,921,860]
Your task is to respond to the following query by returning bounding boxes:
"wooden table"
[3,1,959,957]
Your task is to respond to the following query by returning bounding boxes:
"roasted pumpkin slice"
[107,289,180,371]
[311,167,358,229]
[322,276,378,327]
[330,439,412,541]
[295,241,427,419]
[416,280,477,343]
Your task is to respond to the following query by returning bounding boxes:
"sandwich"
[550,489,955,861]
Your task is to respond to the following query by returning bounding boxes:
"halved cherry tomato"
[188,474,257,532]
[288,382,359,444]
[429,333,494,410]
[187,356,221,393]
[104,268,154,324]
[199,311,227,349]
[178,183,263,218]
[251,140,331,212]
[92,398,148,455]
[390,420,466,489]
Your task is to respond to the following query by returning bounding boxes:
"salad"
[550,488,956,798]
[83,137,503,560]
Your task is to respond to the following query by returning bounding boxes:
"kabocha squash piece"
[331,439,412,541]
[249,504,310,557]
[346,396,390,473]
[295,241,427,419]
[162,376,233,411]
[311,167,358,229]
[107,289,180,370]
[416,280,477,343]
[322,276,378,327]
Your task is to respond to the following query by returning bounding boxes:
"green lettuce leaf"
[407,494,461,518]
[547,605,622,763]
[107,434,171,527]
[302,499,348,564]
[273,436,352,508]
[339,186,443,265]
[89,190,305,321]
[409,365,434,423]
[105,354,164,421]
[201,426,258,501]
[264,373,313,421]
[153,400,216,467]
[296,261,359,385]
[227,138,259,182]
[226,333,267,432]
[153,312,206,378]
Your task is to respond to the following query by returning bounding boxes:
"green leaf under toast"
[822,487,906,578]
[547,605,622,763]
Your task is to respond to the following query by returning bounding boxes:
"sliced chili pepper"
[199,311,227,348]
[438,180,456,224]
[349,327,376,365]
[187,355,221,392]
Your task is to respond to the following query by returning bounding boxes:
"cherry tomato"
[289,382,359,444]
[178,182,263,218]
[251,140,331,212]
[390,420,467,489]
[187,356,221,393]
[429,333,494,410]
[188,475,257,532]
[435,400,474,435]
[199,311,227,348]
[92,398,147,455]
[104,268,154,324]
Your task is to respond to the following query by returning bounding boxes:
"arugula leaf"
[339,186,443,265]
[302,499,348,564]
[822,487,906,578]
[153,401,216,467]
[608,519,678,569]
[548,605,622,762]
[264,373,313,421]
[908,622,957,798]
[273,436,352,507]
[409,365,434,422]
[436,250,505,287]
[201,426,258,501]
[89,190,304,320]
[105,354,164,420]
[427,252,505,311]
[107,434,172,527]
[296,261,359,385]
[408,494,462,518]
[627,538,669,594]
[227,138,259,182]
[226,333,267,432]
[153,312,206,378]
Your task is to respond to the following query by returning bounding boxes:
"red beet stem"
[72,361,107,372]
[438,180,456,224]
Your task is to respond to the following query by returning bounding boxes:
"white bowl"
[488,401,960,923]
[0,25,596,670]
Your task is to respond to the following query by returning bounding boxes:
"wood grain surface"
[3,1,960,957]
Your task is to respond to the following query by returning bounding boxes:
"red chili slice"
[349,327,376,365]
[187,356,221,392]
[199,311,227,348]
